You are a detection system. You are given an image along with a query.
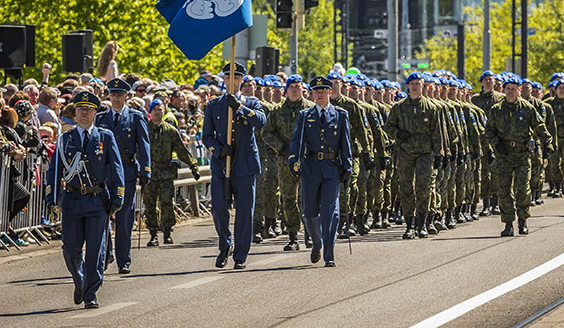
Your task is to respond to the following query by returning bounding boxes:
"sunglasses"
[136,89,148,93]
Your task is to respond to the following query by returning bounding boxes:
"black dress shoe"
[310,249,321,263]
[233,260,246,269]
[74,288,83,305]
[119,267,131,274]
[84,300,99,309]
[501,222,514,237]
[215,245,233,268]
[518,220,529,235]
[104,255,114,271]
[324,261,336,267]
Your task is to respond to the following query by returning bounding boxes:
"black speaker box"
[24,24,35,67]
[62,33,86,72]
[0,25,26,69]
[70,29,93,69]
[255,46,279,78]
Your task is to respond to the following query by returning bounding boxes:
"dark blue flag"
[156,0,253,61]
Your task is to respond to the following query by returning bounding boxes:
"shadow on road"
[0,307,78,317]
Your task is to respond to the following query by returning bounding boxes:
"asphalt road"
[1,195,564,328]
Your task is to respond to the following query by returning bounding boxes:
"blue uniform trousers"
[106,179,136,268]
[62,206,108,303]
[302,176,340,263]
[211,175,255,263]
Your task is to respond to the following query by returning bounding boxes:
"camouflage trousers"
[264,155,279,219]
[144,178,176,231]
[396,152,435,218]
[530,147,544,192]
[549,137,564,183]
[447,162,458,209]
[340,158,359,218]
[497,155,532,222]
[472,158,482,205]
[383,162,393,212]
[353,158,370,215]
[253,157,267,224]
[369,161,386,212]
[277,157,301,233]
[438,162,452,212]
[480,156,491,199]
[456,161,468,206]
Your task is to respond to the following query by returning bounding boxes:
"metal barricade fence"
[0,154,12,250]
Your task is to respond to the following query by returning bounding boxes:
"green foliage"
[418,0,564,89]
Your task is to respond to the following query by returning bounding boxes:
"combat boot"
[163,228,173,244]
[304,229,313,249]
[416,213,428,238]
[283,232,300,251]
[370,210,382,229]
[530,197,537,207]
[147,230,159,247]
[271,217,282,236]
[455,205,465,223]
[446,208,457,229]
[263,218,276,239]
[547,182,555,197]
[253,222,263,243]
[388,201,397,224]
[394,201,404,225]
[479,197,491,216]
[427,213,438,235]
[356,215,369,235]
[552,183,563,198]
[337,219,350,239]
[381,211,391,228]
[518,219,529,235]
[434,213,448,232]
[501,222,514,237]
[402,217,416,239]
[471,204,479,221]
[491,196,501,215]
[535,191,544,205]
[462,203,473,222]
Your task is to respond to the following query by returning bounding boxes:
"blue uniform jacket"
[46,127,125,209]
[289,104,353,179]
[203,94,267,178]
[95,107,151,181]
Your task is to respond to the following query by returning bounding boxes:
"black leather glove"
[220,144,234,158]
[226,93,241,111]
[341,170,352,185]
[108,203,121,217]
[363,152,376,170]
[396,129,411,141]
[280,144,290,158]
[442,155,450,169]
[457,152,465,166]
[139,176,150,188]
[191,166,201,181]
[288,161,300,178]
[385,143,395,152]
[487,149,496,164]
[379,156,391,170]
[543,145,554,160]
[495,142,508,156]
[433,155,443,170]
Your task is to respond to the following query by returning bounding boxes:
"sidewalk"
[523,302,564,328]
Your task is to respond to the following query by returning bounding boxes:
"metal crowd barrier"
[0,154,50,252]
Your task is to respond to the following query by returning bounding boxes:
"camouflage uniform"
[144,121,198,231]
[263,97,314,233]
[485,98,552,225]
[543,96,564,196]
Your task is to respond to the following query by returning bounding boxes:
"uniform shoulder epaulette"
[335,105,346,112]
[98,109,111,116]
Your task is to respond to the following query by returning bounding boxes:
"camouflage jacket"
[523,96,558,149]
[148,120,197,180]
[330,94,371,156]
[471,90,505,118]
[358,99,386,156]
[542,97,564,139]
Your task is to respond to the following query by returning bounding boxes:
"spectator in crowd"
[60,103,77,132]
[194,69,214,90]
[276,72,288,83]
[13,100,40,150]
[124,73,140,87]
[3,84,18,103]
[98,41,120,82]
[90,79,105,99]
[194,86,210,113]
[23,78,40,89]
[24,85,40,107]
[180,84,194,92]
[40,63,52,88]
[168,90,185,113]
[132,81,150,99]
[36,87,59,125]
[38,125,56,159]
[80,73,93,86]
[8,91,31,108]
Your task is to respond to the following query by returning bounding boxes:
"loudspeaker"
[70,29,93,69]
[24,25,35,67]
[62,33,87,72]
[255,46,279,77]
[0,25,26,69]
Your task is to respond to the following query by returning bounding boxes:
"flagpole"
[224,35,236,200]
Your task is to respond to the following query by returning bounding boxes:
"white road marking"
[171,276,224,289]
[69,302,137,318]
[252,254,293,266]
[411,252,564,328]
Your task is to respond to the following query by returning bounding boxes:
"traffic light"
[304,0,319,10]
[276,0,294,29]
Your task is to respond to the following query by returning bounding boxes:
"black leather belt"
[502,139,527,150]
[307,149,337,160]
[66,182,106,195]
[151,161,169,168]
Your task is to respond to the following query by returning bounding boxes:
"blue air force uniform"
[46,92,124,305]
[95,78,151,271]
[202,63,266,266]
[289,77,352,265]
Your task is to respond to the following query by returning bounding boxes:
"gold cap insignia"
[82,93,89,101]
[317,78,323,85]
[114,80,120,87]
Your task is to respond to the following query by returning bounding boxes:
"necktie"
[320,108,325,124]
[114,113,120,126]
[83,130,89,150]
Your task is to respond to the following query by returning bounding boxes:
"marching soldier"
[288,76,352,267]
[95,78,151,274]
[46,91,124,309]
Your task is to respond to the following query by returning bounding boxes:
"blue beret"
[433,78,441,85]
[373,81,384,90]
[503,77,522,88]
[263,79,273,87]
[494,74,503,81]
[395,92,408,100]
[438,77,448,85]
[272,80,283,88]
[380,80,392,88]
[521,78,532,85]
[405,72,423,85]
[284,74,303,93]
[254,77,264,86]
[310,76,333,90]
[532,82,542,89]
[302,82,308,89]
[548,80,558,89]
[327,72,343,80]
[356,73,369,81]
[222,62,246,76]
[550,72,564,82]
[554,79,564,89]
[149,99,164,113]
[242,75,255,85]
[108,78,131,93]
[73,91,100,110]
[479,70,495,82]
[90,77,105,85]
[432,70,443,77]
[392,81,401,89]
